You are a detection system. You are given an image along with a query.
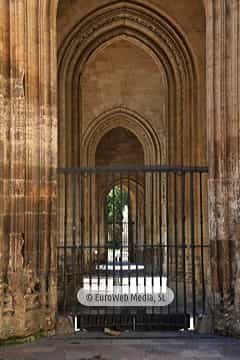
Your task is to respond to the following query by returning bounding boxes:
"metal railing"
[57,165,209,330]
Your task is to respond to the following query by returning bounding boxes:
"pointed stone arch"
[58,1,201,168]
[81,107,163,167]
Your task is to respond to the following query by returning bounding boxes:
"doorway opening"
[56,1,208,332]
[105,185,130,267]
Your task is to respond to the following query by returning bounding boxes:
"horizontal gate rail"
[58,164,208,174]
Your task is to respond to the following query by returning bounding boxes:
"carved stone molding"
[81,107,163,166]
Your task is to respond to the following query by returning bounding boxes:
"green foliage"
[106,186,128,249]
[106,186,128,223]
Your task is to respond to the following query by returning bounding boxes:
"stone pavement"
[0,333,240,360]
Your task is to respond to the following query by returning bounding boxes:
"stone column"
[205,0,240,335]
[0,0,58,339]
[0,0,10,337]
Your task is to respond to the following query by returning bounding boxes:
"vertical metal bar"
[166,171,170,315]
[97,175,101,290]
[190,172,196,326]
[80,172,85,290]
[159,171,163,314]
[143,172,147,293]
[181,172,187,329]
[72,174,77,313]
[63,173,68,313]
[96,176,100,320]
[127,171,131,290]
[112,173,116,288]
[120,173,123,287]
[94,179,101,322]
[200,172,206,313]
[151,171,154,295]
[174,172,178,313]
[135,171,139,290]
[89,173,93,290]
[77,174,81,293]
[105,172,109,291]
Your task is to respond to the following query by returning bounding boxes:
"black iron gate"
[57,165,209,331]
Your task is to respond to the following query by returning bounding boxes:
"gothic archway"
[2,0,240,338]
[58,2,202,169]
[56,0,208,330]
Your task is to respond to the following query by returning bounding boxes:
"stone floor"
[1,333,240,360]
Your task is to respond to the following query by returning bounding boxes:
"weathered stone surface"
[0,0,57,340]
[55,315,74,336]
